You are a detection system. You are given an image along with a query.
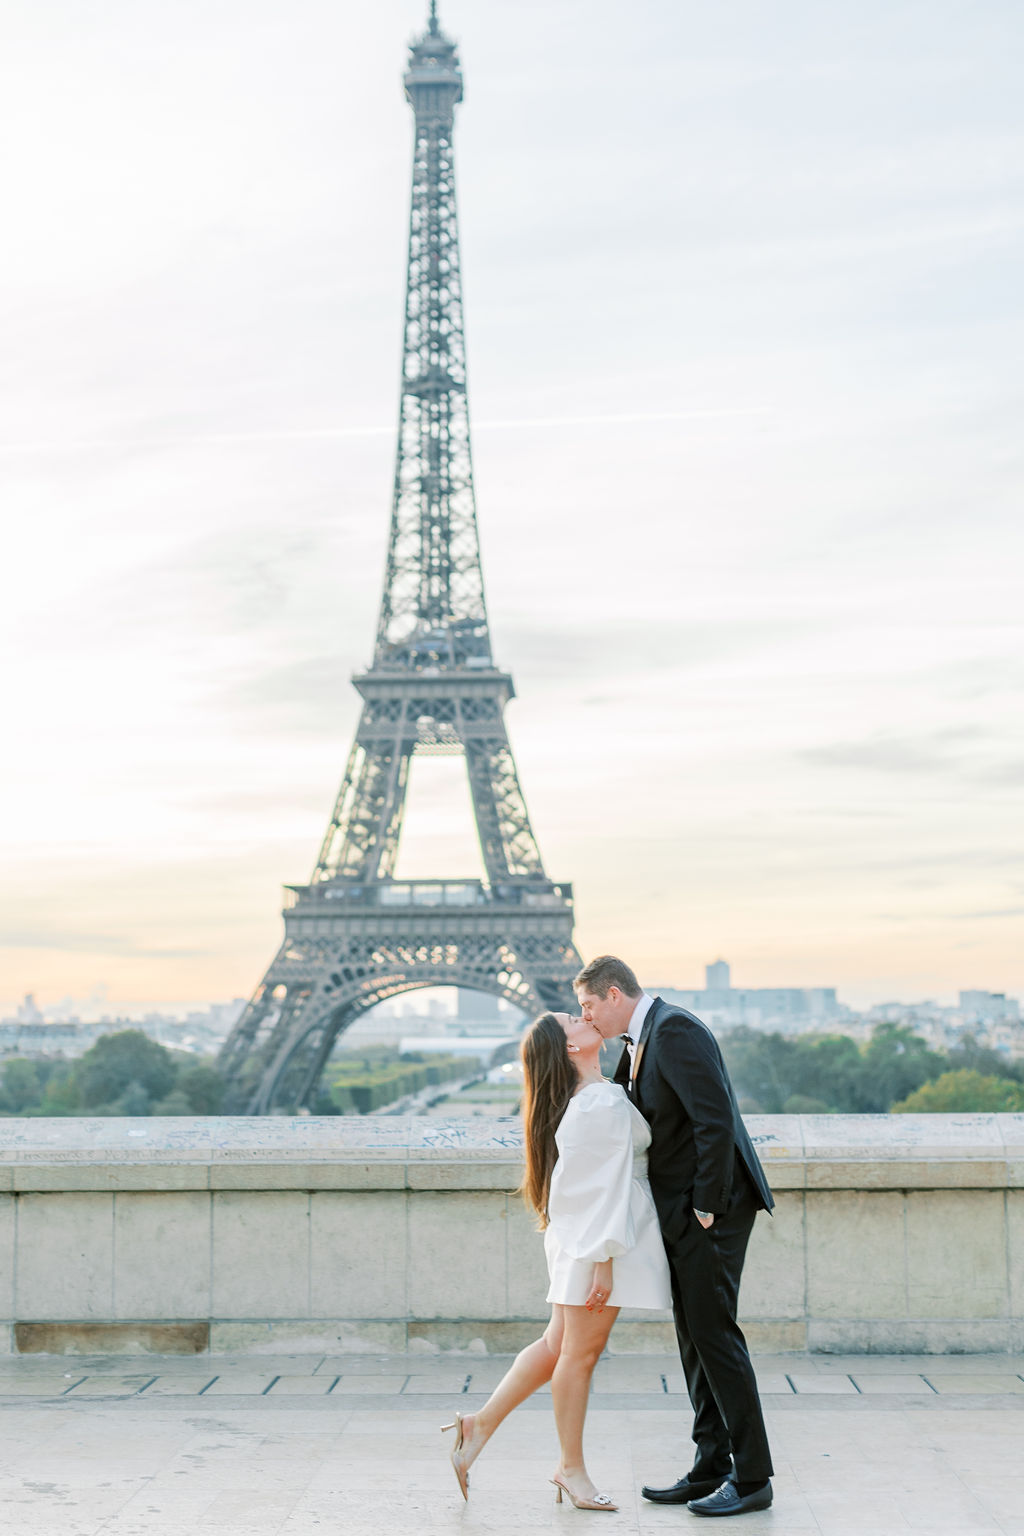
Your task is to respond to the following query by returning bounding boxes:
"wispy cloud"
[949,907,1024,922]
[0,930,204,960]
[802,728,989,777]
[0,405,771,458]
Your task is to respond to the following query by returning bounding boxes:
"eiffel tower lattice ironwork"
[219,4,581,1113]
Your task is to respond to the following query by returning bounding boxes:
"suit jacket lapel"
[630,996,660,1092]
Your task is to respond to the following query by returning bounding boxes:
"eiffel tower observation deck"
[219,3,582,1114]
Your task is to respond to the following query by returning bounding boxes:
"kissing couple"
[443,955,775,1517]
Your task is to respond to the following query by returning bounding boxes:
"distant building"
[0,999,244,1061]
[0,1020,85,1056]
[457,989,502,1023]
[655,961,844,1032]
[959,991,1020,1023]
[399,1035,510,1060]
[705,960,731,991]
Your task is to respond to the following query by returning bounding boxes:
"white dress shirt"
[622,992,655,1052]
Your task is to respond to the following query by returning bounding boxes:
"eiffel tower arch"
[219,4,582,1113]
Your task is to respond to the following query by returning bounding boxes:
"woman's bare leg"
[550,1303,619,1500]
[457,1308,565,1473]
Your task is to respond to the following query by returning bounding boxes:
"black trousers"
[663,1174,773,1485]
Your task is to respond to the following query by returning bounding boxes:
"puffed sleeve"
[547,1085,636,1263]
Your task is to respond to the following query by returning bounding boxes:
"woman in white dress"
[442,1010,671,1510]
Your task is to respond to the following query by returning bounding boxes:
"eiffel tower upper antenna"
[219,9,580,1114]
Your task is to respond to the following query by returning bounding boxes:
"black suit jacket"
[615,997,773,1244]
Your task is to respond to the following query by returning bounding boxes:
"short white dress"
[544,1079,672,1310]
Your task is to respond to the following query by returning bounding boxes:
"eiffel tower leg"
[218,992,273,1081]
[286,1003,361,1111]
[219,984,295,1111]
[465,732,544,883]
[248,997,354,1115]
[314,705,415,884]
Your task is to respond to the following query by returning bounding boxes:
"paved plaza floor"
[0,1351,1022,1534]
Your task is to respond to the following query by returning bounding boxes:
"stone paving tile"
[2,1367,87,1381]
[333,1373,409,1394]
[287,1485,576,1530]
[264,1374,340,1396]
[253,1432,342,1462]
[312,1355,413,1374]
[849,1374,938,1394]
[595,1356,669,1378]
[811,1523,916,1535]
[788,1353,1024,1375]
[753,1372,795,1393]
[115,1479,227,1514]
[592,1366,668,1393]
[205,1355,326,1374]
[202,1486,303,1524]
[958,1478,1024,1523]
[310,1455,462,1493]
[924,1373,1024,1393]
[0,1375,85,1395]
[200,1374,281,1396]
[146,1355,324,1376]
[65,1373,159,1396]
[408,1376,486,1398]
[0,1515,115,1535]
[893,1490,1002,1531]
[449,1371,552,1396]
[141,1375,220,1395]
[788,1372,860,1394]
[96,1526,199,1536]
[456,1363,517,1391]
[804,1492,916,1530]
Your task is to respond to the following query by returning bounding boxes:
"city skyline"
[4,966,1020,1026]
[3,1,1022,1011]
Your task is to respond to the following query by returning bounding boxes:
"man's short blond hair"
[573,955,642,1000]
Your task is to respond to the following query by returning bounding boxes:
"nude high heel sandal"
[441,1412,469,1500]
[551,1474,618,1511]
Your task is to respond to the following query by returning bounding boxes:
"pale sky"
[2,0,1022,1013]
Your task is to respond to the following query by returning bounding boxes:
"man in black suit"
[575,955,774,1518]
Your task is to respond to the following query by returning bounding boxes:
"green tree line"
[0,1031,224,1117]
[326,1047,481,1114]
[722,1024,1024,1114]
[4,1024,1018,1119]
[0,1034,479,1118]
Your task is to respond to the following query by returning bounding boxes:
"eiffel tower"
[219,2,582,1113]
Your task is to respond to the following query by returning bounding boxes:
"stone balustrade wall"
[1,1114,1021,1355]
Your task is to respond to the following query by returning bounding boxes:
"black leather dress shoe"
[688,1479,773,1517]
[641,1475,729,1504]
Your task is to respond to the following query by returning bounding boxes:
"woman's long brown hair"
[519,1012,577,1228]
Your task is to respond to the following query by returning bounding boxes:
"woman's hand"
[586,1260,613,1313]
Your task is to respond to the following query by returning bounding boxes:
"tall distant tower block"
[219,5,581,1113]
[705,960,731,991]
